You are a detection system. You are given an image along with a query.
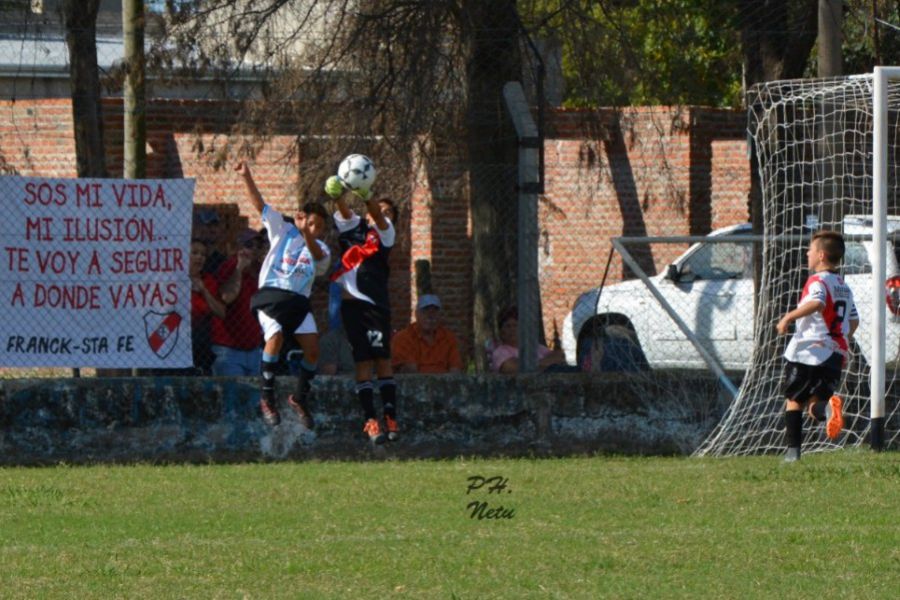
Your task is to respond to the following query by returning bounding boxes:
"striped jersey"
[784,270,859,365]
[330,210,395,310]
[258,205,330,297]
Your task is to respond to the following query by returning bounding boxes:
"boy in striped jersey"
[776,230,859,462]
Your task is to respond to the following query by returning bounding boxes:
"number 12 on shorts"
[367,330,384,349]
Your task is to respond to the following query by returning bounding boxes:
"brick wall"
[535,106,751,345]
[408,139,472,362]
[0,99,750,365]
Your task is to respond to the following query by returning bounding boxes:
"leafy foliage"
[521,0,743,108]
[819,0,900,76]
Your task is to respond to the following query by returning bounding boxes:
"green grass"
[2,452,900,599]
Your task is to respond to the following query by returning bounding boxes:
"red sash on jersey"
[330,230,381,281]
[806,273,849,353]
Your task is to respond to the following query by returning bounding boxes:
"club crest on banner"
[143,310,183,359]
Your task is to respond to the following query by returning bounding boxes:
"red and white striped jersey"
[784,270,859,365]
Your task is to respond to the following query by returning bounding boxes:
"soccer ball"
[337,154,376,193]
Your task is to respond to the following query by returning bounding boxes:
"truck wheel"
[577,324,650,372]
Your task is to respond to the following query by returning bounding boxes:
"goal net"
[695,73,900,456]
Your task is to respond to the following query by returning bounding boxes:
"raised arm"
[302,226,326,262]
[235,161,265,215]
[219,250,252,305]
[366,198,389,232]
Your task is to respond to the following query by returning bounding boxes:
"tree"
[521,0,744,108]
[461,0,523,362]
[62,0,108,178]
[739,0,818,88]
[822,0,900,75]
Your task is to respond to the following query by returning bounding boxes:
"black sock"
[260,359,279,403]
[810,400,827,422]
[378,377,397,419]
[357,381,376,420]
[785,410,803,450]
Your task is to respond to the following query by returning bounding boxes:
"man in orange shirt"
[392,294,463,374]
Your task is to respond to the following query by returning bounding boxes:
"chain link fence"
[1,2,752,392]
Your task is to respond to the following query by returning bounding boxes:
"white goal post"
[870,66,894,451]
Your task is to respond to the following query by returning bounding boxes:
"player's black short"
[341,298,391,362]
[781,352,843,403]
[250,287,311,334]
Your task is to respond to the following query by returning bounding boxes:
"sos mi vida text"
[6,180,183,311]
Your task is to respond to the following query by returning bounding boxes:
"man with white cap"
[391,293,463,374]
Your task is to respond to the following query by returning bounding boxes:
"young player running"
[776,230,859,462]
[324,174,399,444]
[236,161,331,428]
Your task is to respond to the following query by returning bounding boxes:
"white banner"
[0,176,195,368]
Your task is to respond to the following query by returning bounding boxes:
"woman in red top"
[210,230,267,375]
[190,240,225,374]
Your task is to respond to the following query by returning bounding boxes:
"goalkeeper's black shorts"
[341,298,391,362]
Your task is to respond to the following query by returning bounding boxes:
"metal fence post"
[503,81,539,373]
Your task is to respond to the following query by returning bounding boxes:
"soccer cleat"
[287,394,315,430]
[363,418,386,445]
[384,414,399,442]
[259,397,280,427]
[825,394,844,440]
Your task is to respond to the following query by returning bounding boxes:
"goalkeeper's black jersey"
[330,211,394,312]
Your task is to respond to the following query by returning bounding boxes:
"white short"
[257,310,317,342]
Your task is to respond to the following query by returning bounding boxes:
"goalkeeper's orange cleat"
[826,395,844,440]
[384,414,399,442]
[363,418,386,445]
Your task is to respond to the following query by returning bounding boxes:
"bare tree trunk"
[818,0,843,77]
[462,0,522,367]
[741,0,818,87]
[818,0,844,229]
[62,0,108,178]
[62,0,106,376]
[741,0,818,363]
[123,0,147,179]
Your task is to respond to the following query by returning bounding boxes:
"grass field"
[2,451,899,599]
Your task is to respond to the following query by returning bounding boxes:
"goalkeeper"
[324,174,400,445]
[776,230,859,462]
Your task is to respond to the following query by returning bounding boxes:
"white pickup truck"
[561,218,900,372]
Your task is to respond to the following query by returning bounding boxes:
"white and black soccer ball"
[337,154,377,193]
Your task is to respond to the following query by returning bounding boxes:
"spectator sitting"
[392,294,462,374]
[319,281,355,375]
[490,306,571,374]
[210,227,267,375]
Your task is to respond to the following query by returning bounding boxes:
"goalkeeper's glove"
[352,187,372,201]
[324,175,345,199]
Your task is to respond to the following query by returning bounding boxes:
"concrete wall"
[0,374,731,465]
